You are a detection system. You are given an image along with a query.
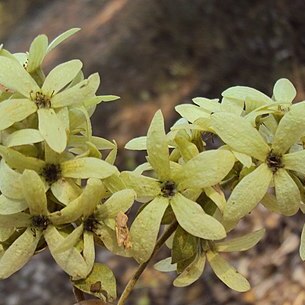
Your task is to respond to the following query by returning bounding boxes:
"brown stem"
[117,220,178,305]
[73,285,85,303]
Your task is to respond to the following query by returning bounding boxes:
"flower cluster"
[1,30,305,302]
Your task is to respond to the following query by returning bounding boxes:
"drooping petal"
[61,157,117,179]
[206,250,250,292]
[21,169,48,215]
[130,196,169,263]
[171,193,226,240]
[27,34,48,73]
[0,195,28,215]
[215,229,265,252]
[273,78,296,104]
[173,253,206,287]
[4,128,43,147]
[0,228,41,279]
[38,108,67,153]
[300,223,305,260]
[83,231,95,275]
[0,99,37,131]
[211,112,270,161]
[42,60,83,95]
[223,164,272,231]
[283,150,305,175]
[177,150,235,190]
[274,169,300,216]
[0,56,40,97]
[51,178,82,205]
[272,102,305,154]
[146,110,170,181]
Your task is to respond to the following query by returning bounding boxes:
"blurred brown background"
[1,0,305,304]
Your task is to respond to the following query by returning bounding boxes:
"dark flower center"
[31,91,51,108]
[42,163,62,184]
[32,215,50,230]
[84,216,99,232]
[161,180,177,197]
[266,151,283,172]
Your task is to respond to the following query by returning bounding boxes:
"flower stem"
[117,221,178,305]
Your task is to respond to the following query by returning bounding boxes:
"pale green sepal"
[223,164,272,231]
[173,253,206,287]
[215,229,265,252]
[130,196,169,263]
[0,228,42,279]
[300,223,305,260]
[0,56,40,96]
[0,213,31,228]
[273,78,296,103]
[177,150,235,190]
[211,112,270,161]
[154,257,177,272]
[42,59,83,95]
[206,250,250,292]
[175,104,210,122]
[125,136,147,150]
[147,110,170,181]
[0,195,27,215]
[21,170,48,215]
[274,169,300,216]
[171,193,226,240]
[0,99,37,131]
[38,108,67,153]
[51,179,82,205]
[44,226,90,280]
[272,102,305,154]
[4,128,44,147]
[47,28,81,53]
[73,262,117,302]
[283,150,305,175]
[61,157,117,179]
[27,34,48,73]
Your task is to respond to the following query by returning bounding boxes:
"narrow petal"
[42,60,83,95]
[215,229,265,252]
[0,56,40,96]
[177,150,235,190]
[300,223,305,260]
[147,110,170,181]
[38,108,67,153]
[0,99,36,131]
[61,157,117,179]
[207,250,250,292]
[130,196,169,263]
[124,136,147,150]
[0,228,41,279]
[0,213,31,228]
[21,170,48,215]
[27,34,48,73]
[173,253,206,287]
[211,112,270,161]
[154,257,177,272]
[273,78,296,103]
[47,28,80,53]
[274,169,300,216]
[272,102,305,154]
[83,231,95,275]
[223,164,272,231]
[204,186,226,212]
[4,128,43,147]
[174,134,199,161]
[175,104,210,123]
[171,193,226,240]
[51,178,82,205]
[283,150,305,175]
[0,195,28,215]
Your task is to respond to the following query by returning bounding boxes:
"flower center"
[42,163,62,184]
[31,91,51,108]
[161,180,177,197]
[84,216,99,232]
[31,215,50,230]
[266,151,283,172]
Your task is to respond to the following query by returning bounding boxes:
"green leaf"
[173,253,206,287]
[223,163,272,231]
[300,223,305,260]
[146,110,170,180]
[215,229,265,252]
[47,28,81,53]
[27,34,48,73]
[130,196,169,263]
[73,263,117,302]
[211,112,270,161]
[207,250,250,292]
[171,193,226,240]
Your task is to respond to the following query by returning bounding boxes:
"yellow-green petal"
[206,250,250,292]
[147,110,170,181]
[273,78,296,103]
[154,257,177,272]
[47,28,80,53]
[0,195,28,215]
[171,193,226,240]
[0,213,31,228]
[0,228,41,279]
[51,179,82,205]
[300,223,305,260]
[124,136,147,150]
[283,150,305,175]
[83,231,95,275]
[175,104,210,122]
[27,34,48,73]
[211,112,270,161]
[274,169,300,216]
[4,128,43,147]
[130,196,169,263]
[223,164,272,231]
[38,108,67,153]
